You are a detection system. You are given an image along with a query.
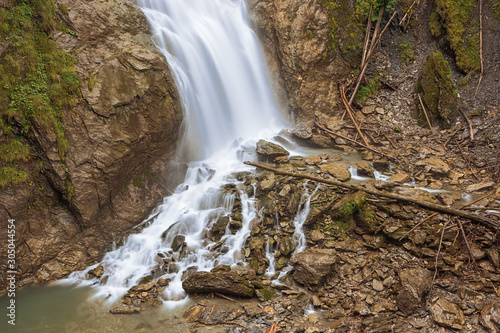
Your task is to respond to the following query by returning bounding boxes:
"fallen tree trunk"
[244,161,499,230]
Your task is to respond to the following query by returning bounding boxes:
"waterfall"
[66,0,289,304]
[140,0,285,161]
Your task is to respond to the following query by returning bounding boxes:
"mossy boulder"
[256,140,290,158]
[415,51,457,129]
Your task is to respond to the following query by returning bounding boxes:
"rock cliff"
[0,0,182,290]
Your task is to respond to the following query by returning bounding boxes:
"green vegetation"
[0,138,31,162]
[415,51,457,128]
[355,75,380,103]
[430,0,480,73]
[494,0,500,19]
[0,166,27,187]
[398,40,415,65]
[0,0,80,187]
[332,191,367,230]
[320,0,365,65]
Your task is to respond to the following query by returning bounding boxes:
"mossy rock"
[255,286,276,301]
[431,0,480,73]
[415,51,457,129]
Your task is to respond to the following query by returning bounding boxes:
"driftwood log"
[244,161,499,230]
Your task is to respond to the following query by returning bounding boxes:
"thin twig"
[432,220,450,285]
[399,212,438,241]
[399,0,419,26]
[443,126,461,149]
[340,86,371,147]
[455,217,479,269]
[418,93,433,132]
[215,292,237,302]
[459,108,474,141]
[316,120,396,161]
[361,5,373,69]
[349,10,398,105]
[454,138,479,180]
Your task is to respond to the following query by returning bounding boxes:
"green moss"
[415,51,457,128]
[355,75,380,103]
[306,29,315,40]
[58,3,69,16]
[429,11,442,37]
[0,166,27,187]
[494,1,500,19]
[0,138,31,162]
[433,0,480,73]
[0,0,79,165]
[320,0,365,65]
[332,191,367,230]
[65,178,75,201]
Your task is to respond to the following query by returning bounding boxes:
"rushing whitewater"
[67,0,289,303]
[141,0,285,161]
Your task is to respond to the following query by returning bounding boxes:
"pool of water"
[0,283,192,333]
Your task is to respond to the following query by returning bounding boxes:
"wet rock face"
[248,0,352,121]
[0,0,182,291]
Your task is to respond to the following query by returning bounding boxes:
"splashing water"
[66,0,289,304]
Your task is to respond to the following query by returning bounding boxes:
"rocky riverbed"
[95,113,500,332]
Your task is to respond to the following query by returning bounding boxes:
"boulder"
[182,270,255,297]
[290,249,337,286]
[396,267,432,315]
[319,162,351,181]
[184,303,244,324]
[256,140,290,157]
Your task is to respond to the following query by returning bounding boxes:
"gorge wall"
[0,0,182,291]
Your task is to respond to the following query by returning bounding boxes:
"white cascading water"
[66,0,292,304]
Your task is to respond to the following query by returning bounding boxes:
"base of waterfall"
[70,129,500,333]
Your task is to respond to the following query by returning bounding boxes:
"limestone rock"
[319,162,351,181]
[429,298,465,330]
[292,122,314,139]
[184,303,245,324]
[249,0,355,121]
[355,161,375,178]
[396,267,432,315]
[182,270,255,297]
[389,173,410,183]
[415,157,450,175]
[480,301,500,332]
[466,181,495,193]
[256,140,290,157]
[290,249,337,286]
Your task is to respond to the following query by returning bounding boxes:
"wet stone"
[110,305,139,314]
[171,235,185,252]
[256,139,290,157]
